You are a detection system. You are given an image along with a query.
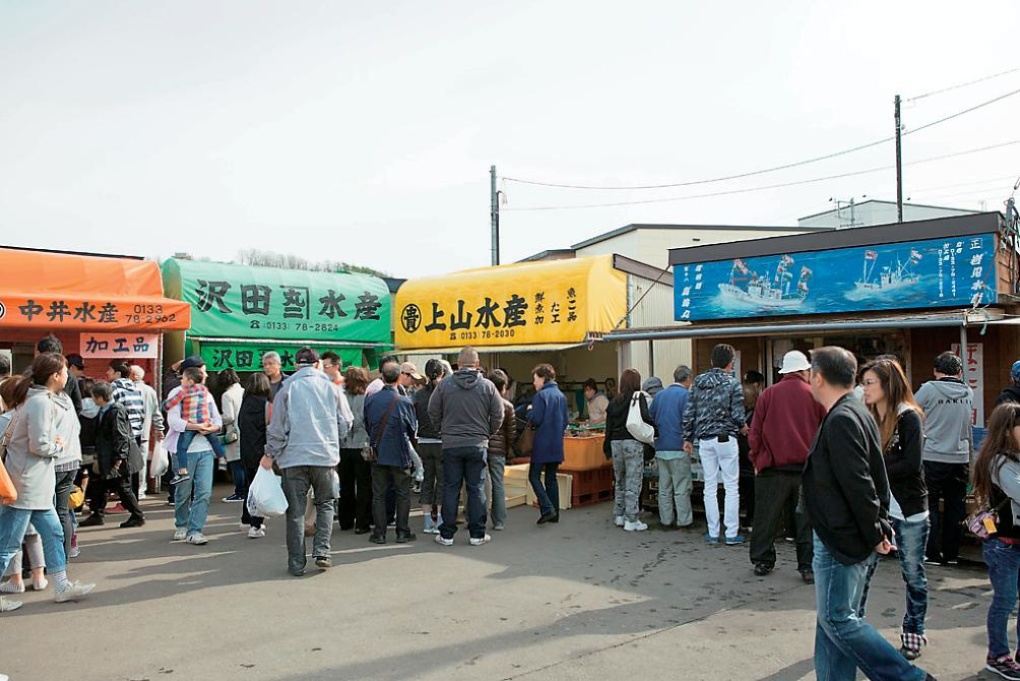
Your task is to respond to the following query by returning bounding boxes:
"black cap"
[179,355,205,372]
[66,353,85,370]
[295,347,319,366]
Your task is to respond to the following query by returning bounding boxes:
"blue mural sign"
[674,234,996,321]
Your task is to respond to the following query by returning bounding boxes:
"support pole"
[490,165,500,266]
[895,95,903,223]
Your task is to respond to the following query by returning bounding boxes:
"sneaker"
[314,556,333,569]
[614,515,625,527]
[186,532,208,545]
[753,562,774,577]
[986,655,1020,680]
[173,527,188,542]
[79,514,104,528]
[248,526,266,539]
[369,534,386,545]
[0,596,23,612]
[169,473,190,486]
[434,535,454,547]
[422,525,440,535]
[222,494,245,503]
[704,532,720,544]
[0,581,25,594]
[32,577,48,592]
[119,516,145,528]
[239,522,250,531]
[624,520,648,532]
[725,535,746,546]
[67,546,80,559]
[469,534,492,546]
[396,533,417,543]
[493,523,505,531]
[799,567,815,584]
[54,581,95,603]
[137,490,147,500]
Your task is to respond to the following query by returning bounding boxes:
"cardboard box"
[562,435,609,471]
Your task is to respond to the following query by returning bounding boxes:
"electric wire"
[905,66,1020,103]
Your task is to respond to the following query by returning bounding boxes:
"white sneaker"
[469,534,492,546]
[434,534,453,546]
[624,520,648,532]
[186,532,208,545]
[54,581,95,603]
[248,526,266,539]
[0,596,22,612]
[614,516,626,527]
[239,522,250,531]
[137,491,147,500]
[173,528,187,542]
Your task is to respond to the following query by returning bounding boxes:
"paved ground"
[0,485,1003,681]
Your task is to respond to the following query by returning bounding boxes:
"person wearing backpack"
[605,368,654,532]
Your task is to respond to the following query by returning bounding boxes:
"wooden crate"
[561,435,610,471]
[526,471,572,510]
[567,466,615,507]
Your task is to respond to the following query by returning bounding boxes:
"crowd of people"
[8,334,1020,680]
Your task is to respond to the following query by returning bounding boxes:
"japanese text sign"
[951,341,985,426]
[199,342,363,372]
[79,333,160,359]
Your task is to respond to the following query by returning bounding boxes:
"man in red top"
[748,350,827,582]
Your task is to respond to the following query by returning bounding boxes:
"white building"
[798,199,976,230]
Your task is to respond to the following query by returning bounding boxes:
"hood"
[1002,385,1020,402]
[693,368,732,390]
[27,384,49,400]
[928,377,972,399]
[451,369,482,390]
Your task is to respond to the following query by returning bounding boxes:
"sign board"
[79,333,160,359]
[951,342,985,426]
[198,343,362,373]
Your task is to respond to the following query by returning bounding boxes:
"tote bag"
[625,391,655,445]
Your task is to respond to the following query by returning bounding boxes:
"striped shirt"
[111,377,145,438]
[164,384,214,424]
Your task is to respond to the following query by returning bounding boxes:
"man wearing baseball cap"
[261,347,353,576]
[748,350,827,582]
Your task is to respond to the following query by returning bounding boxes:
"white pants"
[699,437,740,539]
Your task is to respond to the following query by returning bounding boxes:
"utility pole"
[490,165,500,266]
[895,94,903,223]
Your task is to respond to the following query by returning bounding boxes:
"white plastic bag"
[149,440,169,478]
[626,391,655,444]
[247,466,289,517]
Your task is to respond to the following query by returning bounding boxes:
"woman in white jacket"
[0,353,95,613]
[218,369,245,503]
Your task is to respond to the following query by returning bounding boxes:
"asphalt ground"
[0,485,1001,681]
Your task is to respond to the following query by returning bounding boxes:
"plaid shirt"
[163,384,213,424]
[111,377,145,438]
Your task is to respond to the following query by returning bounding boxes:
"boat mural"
[717,255,812,310]
[846,249,922,299]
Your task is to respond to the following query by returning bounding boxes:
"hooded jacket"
[265,366,353,469]
[682,368,745,443]
[996,385,1020,407]
[915,377,973,465]
[428,369,504,450]
[5,386,76,509]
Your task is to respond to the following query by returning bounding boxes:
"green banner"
[162,258,391,343]
[197,342,364,373]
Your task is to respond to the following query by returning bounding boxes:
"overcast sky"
[1,2,1017,278]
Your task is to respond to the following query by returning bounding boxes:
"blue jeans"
[0,505,66,577]
[529,462,559,517]
[812,534,927,681]
[175,430,225,470]
[173,449,213,535]
[983,537,1020,659]
[439,445,487,539]
[861,517,930,636]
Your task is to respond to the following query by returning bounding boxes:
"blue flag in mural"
[674,234,996,322]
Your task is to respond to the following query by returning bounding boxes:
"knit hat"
[642,376,664,397]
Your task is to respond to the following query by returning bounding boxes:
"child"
[163,367,225,485]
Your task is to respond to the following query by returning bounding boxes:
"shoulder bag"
[966,496,1011,540]
[363,394,399,463]
[0,412,17,504]
[626,391,655,445]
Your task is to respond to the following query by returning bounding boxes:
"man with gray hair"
[648,365,694,529]
[130,365,165,500]
[262,351,286,399]
[428,346,504,546]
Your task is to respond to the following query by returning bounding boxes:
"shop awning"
[395,254,627,351]
[0,248,191,331]
[401,342,590,356]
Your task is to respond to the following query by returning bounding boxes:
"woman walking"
[338,367,373,535]
[862,358,930,660]
[219,369,246,502]
[238,373,271,538]
[0,353,95,612]
[527,364,568,525]
[605,368,653,532]
[973,402,1020,680]
[413,360,445,534]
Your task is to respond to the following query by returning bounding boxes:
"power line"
[501,86,1020,192]
[503,140,1020,212]
[905,66,1020,103]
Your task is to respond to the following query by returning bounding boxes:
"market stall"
[0,247,191,384]
[161,258,392,378]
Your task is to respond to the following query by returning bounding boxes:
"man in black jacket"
[802,347,933,681]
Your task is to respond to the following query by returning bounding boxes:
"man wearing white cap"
[748,350,827,582]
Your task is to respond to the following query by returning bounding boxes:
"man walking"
[802,346,933,681]
[428,346,504,547]
[915,351,973,566]
[364,362,418,545]
[682,343,746,545]
[261,347,352,576]
[131,365,165,500]
[748,350,826,582]
[648,365,694,530]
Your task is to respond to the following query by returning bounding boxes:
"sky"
[1,1,1018,279]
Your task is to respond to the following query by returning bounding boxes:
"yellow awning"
[395,255,627,351]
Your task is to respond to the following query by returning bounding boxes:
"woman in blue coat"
[527,363,569,524]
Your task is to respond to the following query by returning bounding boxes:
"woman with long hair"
[527,363,568,525]
[219,368,246,502]
[0,353,95,612]
[973,402,1020,679]
[861,358,930,661]
[238,372,271,538]
[604,368,654,532]
[414,360,446,534]
[339,367,373,535]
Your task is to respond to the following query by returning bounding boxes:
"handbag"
[220,422,239,445]
[519,424,536,457]
[0,458,16,505]
[965,497,1011,540]
[363,394,399,463]
[0,411,17,462]
[626,391,655,445]
[68,485,85,510]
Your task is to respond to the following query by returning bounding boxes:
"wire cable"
[501,87,1020,191]
[905,66,1020,103]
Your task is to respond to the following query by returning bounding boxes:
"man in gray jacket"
[428,346,504,546]
[915,351,973,566]
[261,347,353,576]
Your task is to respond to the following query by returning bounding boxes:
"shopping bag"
[247,466,288,517]
[0,459,17,505]
[150,440,170,479]
[626,391,655,445]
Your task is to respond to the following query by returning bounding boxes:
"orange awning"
[0,248,191,331]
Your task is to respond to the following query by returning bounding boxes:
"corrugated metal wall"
[621,273,691,382]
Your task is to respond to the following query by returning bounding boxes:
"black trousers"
[96,472,144,520]
[749,469,812,569]
[240,461,263,529]
[924,460,969,562]
[371,464,411,539]
[337,448,373,531]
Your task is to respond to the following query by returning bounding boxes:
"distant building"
[798,199,976,230]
